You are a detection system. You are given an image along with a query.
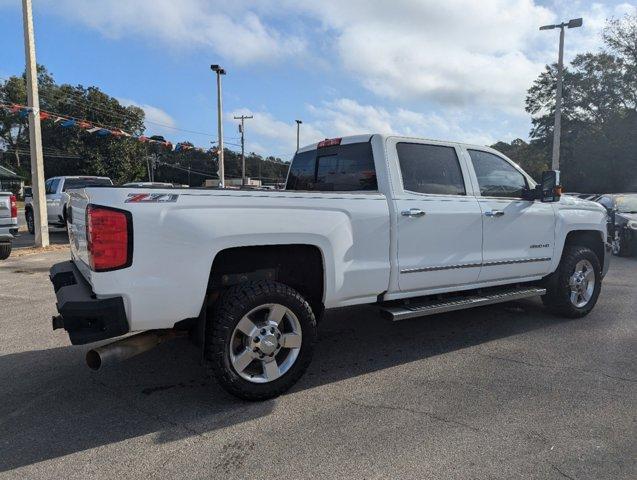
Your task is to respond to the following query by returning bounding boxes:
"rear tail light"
[86,204,133,272]
[317,137,342,148]
[9,195,17,219]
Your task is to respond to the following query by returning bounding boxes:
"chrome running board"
[379,287,546,322]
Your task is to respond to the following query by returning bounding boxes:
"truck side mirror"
[540,170,561,202]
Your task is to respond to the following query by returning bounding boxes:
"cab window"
[45,179,59,194]
[396,143,466,195]
[468,150,528,198]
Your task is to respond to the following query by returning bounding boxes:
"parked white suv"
[50,134,610,400]
[24,176,112,233]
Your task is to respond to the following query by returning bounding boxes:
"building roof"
[0,164,22,180]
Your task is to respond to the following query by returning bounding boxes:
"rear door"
[465,149,556,282]
[391,139,483,292]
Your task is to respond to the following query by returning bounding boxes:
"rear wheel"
[542,246,602,318]
[206,280,317,401]
[0,243,11,260]
[26,209,35,234]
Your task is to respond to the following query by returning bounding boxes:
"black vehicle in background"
[596,193,637,256]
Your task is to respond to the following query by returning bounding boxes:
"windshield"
[615,195,637,213]
[63,178,112,191]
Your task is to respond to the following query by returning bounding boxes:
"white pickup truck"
[24,176,112,233]
[50,134,610,400]
[0,192,18,260]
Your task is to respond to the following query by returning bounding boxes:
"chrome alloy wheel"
[229,303,302,383]
[568,259,596,308]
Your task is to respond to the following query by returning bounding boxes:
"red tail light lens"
[86,205,133,272]
[10,195,17,219]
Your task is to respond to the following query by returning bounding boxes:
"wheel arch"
[561,230,605,267]
[207,244,326,318]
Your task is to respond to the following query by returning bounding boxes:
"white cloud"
[289,0,555,112]
[117,98,176,136]
[38,0,306,64]
[231,98,496,157]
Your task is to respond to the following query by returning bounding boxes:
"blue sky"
[1,0,634,160]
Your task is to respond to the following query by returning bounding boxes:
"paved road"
[13,209,68,249]
[0,250,635,479]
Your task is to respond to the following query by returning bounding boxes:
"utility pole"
[211,65,226,187]
[295,119,302,152]
[234,114,253,185]
[540,17,582,170]
[21,0,49,247]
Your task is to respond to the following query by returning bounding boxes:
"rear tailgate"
[0,193,17,234]
[66,189,92,280]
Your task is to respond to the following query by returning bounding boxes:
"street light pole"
[21,0,49,247]
[540,17,582,171]
[211,65,226,188]
[234,114,253,186]
[295,119,302,152]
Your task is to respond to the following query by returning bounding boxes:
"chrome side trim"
[482,257,551,266]
[401,262,482,274]
[401,257,551,274]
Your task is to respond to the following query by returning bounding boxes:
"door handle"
[485,210,505,217]
[401,208,426,217]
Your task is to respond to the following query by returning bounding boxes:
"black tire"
[617,232,634,257]
[206,280,317,401]
[542,246,602,318]
[0,243,11,260]
[25,208,35,234]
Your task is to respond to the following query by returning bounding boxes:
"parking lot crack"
[344,398,480,432]
[549,463,576,480]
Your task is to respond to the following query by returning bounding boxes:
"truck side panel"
[74,188,391,331]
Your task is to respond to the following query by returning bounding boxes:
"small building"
[0,164,23,194]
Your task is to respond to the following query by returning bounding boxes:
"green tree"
[521,14,637,192]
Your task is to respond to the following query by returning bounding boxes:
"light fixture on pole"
[211,64,226,188]
[295,119,302,152]
[539,17,582,170]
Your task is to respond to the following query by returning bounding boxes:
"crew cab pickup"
[25,176,112,233]
[0,192,18,260]
[50,134,611,400]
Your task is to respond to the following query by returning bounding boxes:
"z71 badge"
[125,193,179,203]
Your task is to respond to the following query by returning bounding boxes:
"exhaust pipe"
[86,329,183,370]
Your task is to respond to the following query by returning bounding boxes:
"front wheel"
[25,209,35,234]
[206,280,317,401]
[542,246,602,318]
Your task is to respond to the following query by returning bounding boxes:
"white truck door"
[391,140,483,292]
[45,178,62,223]
[465,149,556,282]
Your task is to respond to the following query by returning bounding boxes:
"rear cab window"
[286,141,377,192]
[63,178,113,191]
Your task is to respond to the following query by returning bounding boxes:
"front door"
[394,141,483,292]
[45,178,63,223]
[466,149,556,282]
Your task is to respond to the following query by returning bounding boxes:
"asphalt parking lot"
[0,244,635,479]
